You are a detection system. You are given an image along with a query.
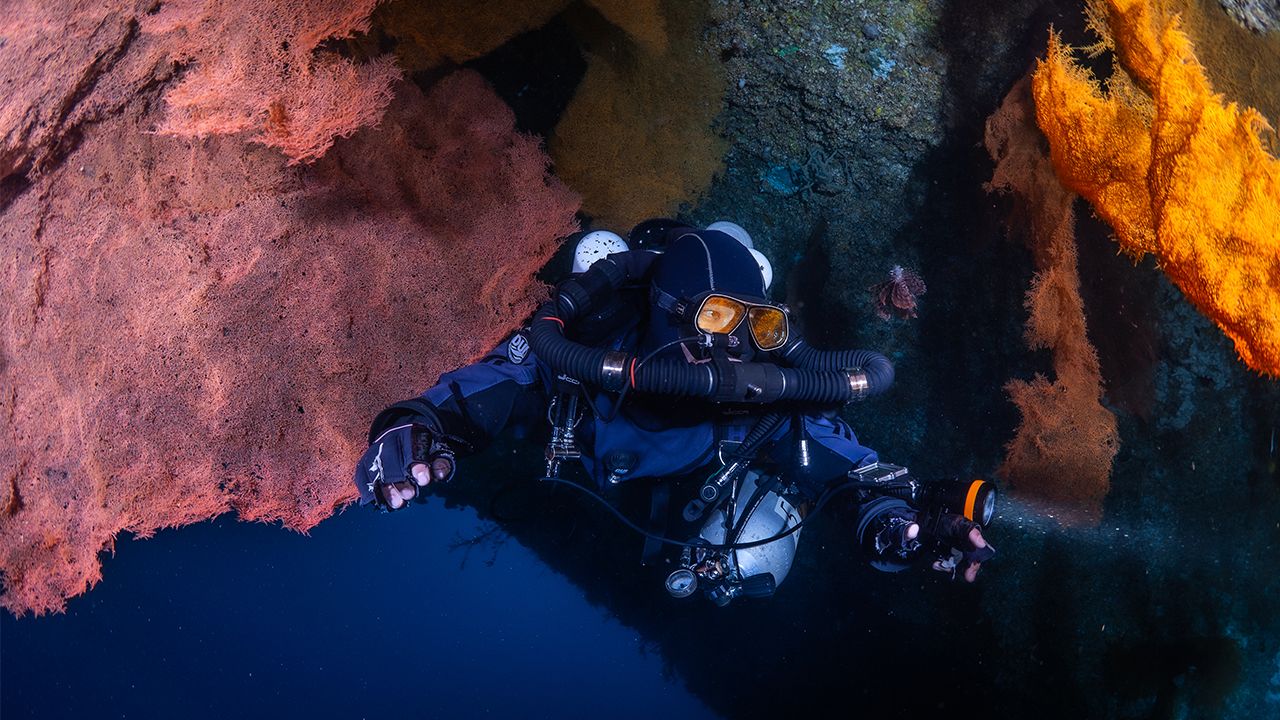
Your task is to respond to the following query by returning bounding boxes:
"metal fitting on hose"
[846,367,870,400]
[600,351,630,392]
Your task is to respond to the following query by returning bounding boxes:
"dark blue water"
[1,502,719,719]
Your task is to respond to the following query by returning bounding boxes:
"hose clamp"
[846,368,869,400]
[600,351,630,392]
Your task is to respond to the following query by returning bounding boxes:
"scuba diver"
[353,220,996,605]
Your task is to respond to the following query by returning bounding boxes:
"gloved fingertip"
[432,459,453,481]
[412,466,432,486]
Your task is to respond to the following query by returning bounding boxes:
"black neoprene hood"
[641,229,767,357]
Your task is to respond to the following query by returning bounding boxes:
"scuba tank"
[669,469,802,606]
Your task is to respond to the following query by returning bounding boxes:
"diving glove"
[870,509,922,561]
[354,423,456,510]
[927,513,996,580]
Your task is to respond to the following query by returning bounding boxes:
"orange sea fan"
[1033,0,1280,375]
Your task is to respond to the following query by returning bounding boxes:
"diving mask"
[692,293,789,351]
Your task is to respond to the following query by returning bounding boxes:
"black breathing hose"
[529,305,865,404]
[602,334,703,422]
[530,250,894,404]
[775,339,895,397]
[735,412,785,457]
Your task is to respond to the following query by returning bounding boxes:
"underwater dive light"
[922,478,997,527]
[850,464,998,527]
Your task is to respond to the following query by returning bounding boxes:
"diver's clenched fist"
[930,515,994,583]
[354,424,455,510]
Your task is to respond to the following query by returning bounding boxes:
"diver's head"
[642,227,785,362]
[627,220,774,290]
[706,220,754,248]
[704,221,774,291]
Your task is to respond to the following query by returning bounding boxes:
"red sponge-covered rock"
[0,70,580,615]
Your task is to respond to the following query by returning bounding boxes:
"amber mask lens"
[696,295,747,335]
[747,306,788,350]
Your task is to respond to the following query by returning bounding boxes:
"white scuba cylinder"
[698,470,802,588]
[706,220,754,249]
[572,230,629,274]
[749,248,773,291]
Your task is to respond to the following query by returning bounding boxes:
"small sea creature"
[870,265,926,320]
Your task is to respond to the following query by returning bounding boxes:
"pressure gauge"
[665,569,698,598]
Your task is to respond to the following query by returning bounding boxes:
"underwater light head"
[850,465,998,528]
[850,467,998,576]
[920,478,997,527]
